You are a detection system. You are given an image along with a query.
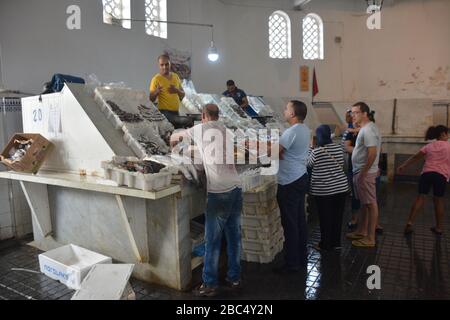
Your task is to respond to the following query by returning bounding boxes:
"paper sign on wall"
[300,66,309,92]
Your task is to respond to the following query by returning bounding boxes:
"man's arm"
[168,84,185,100]
[344,140,354,154]
[240,96,250,109]
[178,86,185,100]
[150,80,162,102]
[170,129,188,148]
[360,146,377,176]
[278,145,285,160]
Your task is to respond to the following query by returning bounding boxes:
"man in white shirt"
[347,102,381,247]
[170,104,242,297]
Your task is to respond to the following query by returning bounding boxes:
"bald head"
[202,104,220,122]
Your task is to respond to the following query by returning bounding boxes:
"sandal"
[352,238,375,248]
[347,221,357,230]
[375,226,384,234]
[430,227,443,236]
[346,232,365,240]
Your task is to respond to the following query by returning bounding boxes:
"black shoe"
[192,283,219,297]
[272,264,302,274]
[225,278,242,290]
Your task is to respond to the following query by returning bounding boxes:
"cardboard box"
[0,133,53,174]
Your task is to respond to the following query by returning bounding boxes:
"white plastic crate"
[243,181,277,204]
[240,170,264,192]
[102,161,172,191]
[241,217,283,241]
[241,240,284,264]
[242,176,262,192]
[71,264,135,300]
[241,228,284,252]
[241,207,280,229]
[242,198,278,216]
[38,244,112,290]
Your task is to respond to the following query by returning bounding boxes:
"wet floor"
[0,181,449,300]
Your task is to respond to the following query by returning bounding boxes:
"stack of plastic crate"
[241,181,284,263]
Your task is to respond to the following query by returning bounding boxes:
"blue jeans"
[203,187,243,288]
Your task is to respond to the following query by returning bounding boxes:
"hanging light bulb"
[104,16,219,63]
[208,27,219,62]
[208,41,219,62]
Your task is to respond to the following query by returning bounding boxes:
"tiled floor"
[0,181,449,300]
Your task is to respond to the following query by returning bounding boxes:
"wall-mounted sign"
[300,66,309,92]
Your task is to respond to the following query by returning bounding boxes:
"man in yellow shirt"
[149,54,186,125]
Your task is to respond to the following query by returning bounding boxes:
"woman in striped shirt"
[308,125,349,251]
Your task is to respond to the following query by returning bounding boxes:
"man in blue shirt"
[223,80,255,116]
[274,100,310,273]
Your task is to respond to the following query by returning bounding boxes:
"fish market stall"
[0,83,206,290]
[0,81,287,290]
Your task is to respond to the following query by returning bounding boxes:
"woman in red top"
[398,125,450,235]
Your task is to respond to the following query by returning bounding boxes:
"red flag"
[312,67,319,98]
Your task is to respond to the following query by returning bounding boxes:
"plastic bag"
[85,73,102,96]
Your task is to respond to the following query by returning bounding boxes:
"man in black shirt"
[223,80,255,116]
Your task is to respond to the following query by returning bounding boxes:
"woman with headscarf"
[308,125,350,251]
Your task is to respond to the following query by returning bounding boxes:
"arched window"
[145,0,167,39]
[102,0,131,29]
[302,13,324,60]
[268,11,291,59]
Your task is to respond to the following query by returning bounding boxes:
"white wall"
[222,0,450,103]
[0,0,228,94]
[0,0,448,103]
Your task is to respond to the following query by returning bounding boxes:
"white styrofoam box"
[122,130,146,159]
[242,197,278,216]
[241,207,280,229]
[243,181,277,204]
[241,217,283,241]
[241,228,285,253]
[38,244,112,290]
[94,86,174,136]
[241,241,283,264]
[71,264,135,300]
[122,124,170,157]
[102,161,172,191]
